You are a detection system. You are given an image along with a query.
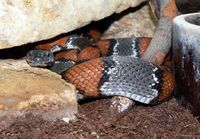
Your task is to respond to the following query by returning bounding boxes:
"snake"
[26,34,175,105]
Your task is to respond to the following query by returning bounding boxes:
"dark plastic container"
[173,13,200,117]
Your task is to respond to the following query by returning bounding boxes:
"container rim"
[173,13,200,29]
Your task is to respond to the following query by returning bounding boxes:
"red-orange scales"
[36,37,67,51]
[78,46,101,62]
[96,40,111,56]
[138,37,152,56]
[54,49,78,62]
[87,28,101,42]
[63,58,105,96]
[158,71,175,101]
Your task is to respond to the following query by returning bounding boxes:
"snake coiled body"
[63,55,174,104]
[26,34,175,105]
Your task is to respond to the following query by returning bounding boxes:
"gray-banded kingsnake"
[26,34,175,105]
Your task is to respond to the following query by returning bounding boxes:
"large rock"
[0,0,145,49]
[0,59,77,125]
[102,5,155,38]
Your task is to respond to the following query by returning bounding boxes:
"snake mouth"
[26,50,55,67]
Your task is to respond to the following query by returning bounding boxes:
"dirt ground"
[0,98,200,139]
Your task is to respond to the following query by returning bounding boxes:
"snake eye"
[34,57,42,62]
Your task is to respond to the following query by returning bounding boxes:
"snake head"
[26,50,55,67]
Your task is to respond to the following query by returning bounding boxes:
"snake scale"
[26,33,175,105]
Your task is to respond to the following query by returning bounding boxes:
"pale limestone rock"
[0,0,145,49]
[0,59,77,123]
[102,5,155,38]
